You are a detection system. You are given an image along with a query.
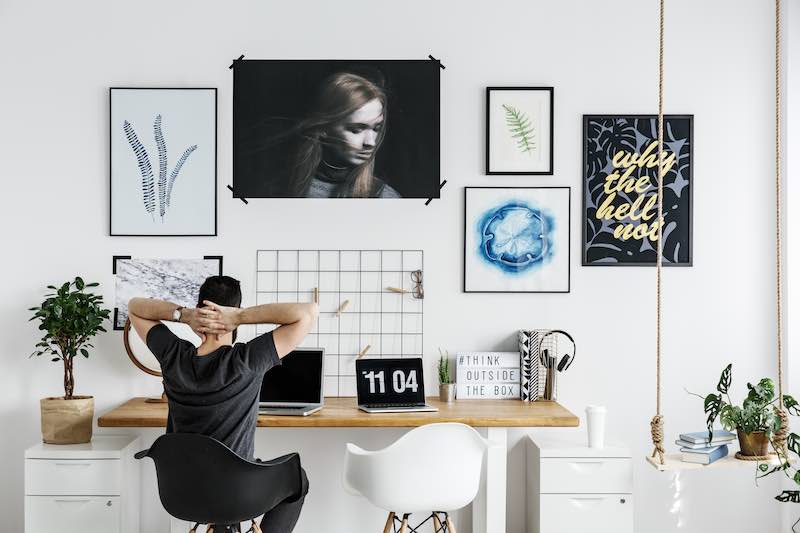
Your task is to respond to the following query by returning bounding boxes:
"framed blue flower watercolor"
[464,187,570,293]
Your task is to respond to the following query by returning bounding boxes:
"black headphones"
[538,329,577,372]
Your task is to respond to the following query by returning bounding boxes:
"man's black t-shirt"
[146,324,281,460]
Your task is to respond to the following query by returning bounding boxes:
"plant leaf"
[166,144,197,208]
[784,394,800,415]
[776,490,800,503]
[154,114,168,220]
[704,393,722,441]
[717,363,732,394]
[502,104,536,154]
[123,120,156,215]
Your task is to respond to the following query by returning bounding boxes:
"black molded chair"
[136,433,303,533]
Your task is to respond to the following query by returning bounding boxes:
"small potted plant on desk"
[29,277,110,444]
[438,348,455,403]
[696,363,797,458]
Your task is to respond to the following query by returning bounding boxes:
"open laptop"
[258,348,324,416]
[356,357,438,413]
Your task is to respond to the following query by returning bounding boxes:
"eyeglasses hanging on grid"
[411,270,424,299]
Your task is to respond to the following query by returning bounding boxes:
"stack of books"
[676,430,737,465]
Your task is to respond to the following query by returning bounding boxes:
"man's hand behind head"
[200,300,242,335]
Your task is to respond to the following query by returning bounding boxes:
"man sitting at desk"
[128,275,318,533]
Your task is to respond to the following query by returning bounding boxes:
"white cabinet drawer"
[540,494,633,533]
[540,457,631,493]
[26,496,120,533]
[25,459,121,495]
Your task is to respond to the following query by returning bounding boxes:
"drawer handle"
[54,462,92,468]
[568,461,604,472]
[568,497,605,509]
[54,499,91,503]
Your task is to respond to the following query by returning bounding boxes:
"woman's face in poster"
[325,98,384,167]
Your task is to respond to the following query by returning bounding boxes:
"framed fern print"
[486,87,553,175]
[110,88,217,236]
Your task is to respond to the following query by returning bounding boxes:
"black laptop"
[356,357,437,413]
[258,348,324,416]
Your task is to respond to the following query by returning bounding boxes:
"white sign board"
[456,352,520,399]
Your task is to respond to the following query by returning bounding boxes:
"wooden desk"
[98,396,578,428]
[99,397,578,533]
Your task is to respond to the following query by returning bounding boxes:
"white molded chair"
[343,422,491,533]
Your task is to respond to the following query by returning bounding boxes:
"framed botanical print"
[486,87,554,175]
[464,187,570,293]
[110,88,217,236]
[582,114,693,266]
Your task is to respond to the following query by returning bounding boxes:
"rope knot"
[650,415,665,464]
[773,407,789,456]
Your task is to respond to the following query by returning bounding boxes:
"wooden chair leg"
[445,515,456,533]
[252,519,263,533]
[398,513,410,533]
[206,526,214,533]
[433,512,443,532]
[382,512,396,533]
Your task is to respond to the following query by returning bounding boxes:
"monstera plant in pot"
[697,364,797,457]
[29,277,110,444]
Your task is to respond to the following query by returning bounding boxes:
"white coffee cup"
[586,405,607,448]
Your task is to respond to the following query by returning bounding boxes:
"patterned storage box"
[518,330,557,401]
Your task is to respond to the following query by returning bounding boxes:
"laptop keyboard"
[363,403,426,409]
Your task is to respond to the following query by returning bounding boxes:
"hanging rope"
[773,0,789,457]
[650,0,666,465]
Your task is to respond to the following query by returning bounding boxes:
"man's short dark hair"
[197,275,242,341]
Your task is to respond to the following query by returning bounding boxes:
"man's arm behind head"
[202,301,319,358]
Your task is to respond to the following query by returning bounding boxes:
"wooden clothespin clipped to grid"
[336,299,350,316]
[386,287,409,294]
[357,345,371,359]
[313,287,319,304]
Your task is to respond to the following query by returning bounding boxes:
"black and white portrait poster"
[233,60,440,199]
[582,115,693,266]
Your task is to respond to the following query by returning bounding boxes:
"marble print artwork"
[114,257,222,329]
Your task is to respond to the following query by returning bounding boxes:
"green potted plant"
[29,277,110,444]
[438,348,455,403]
[695,364,796,457]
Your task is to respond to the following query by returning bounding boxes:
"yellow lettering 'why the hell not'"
[596,140,677,242]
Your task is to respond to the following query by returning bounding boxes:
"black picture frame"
[109,87,218,237]
[485,87,554,175]
[581,114,693,266]
[463,186,571,293]
[111,255,223,330]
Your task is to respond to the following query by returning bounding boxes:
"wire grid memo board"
[255,250,424,397]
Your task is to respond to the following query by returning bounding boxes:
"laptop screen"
[259,349,323,404]
[356,357,426,405]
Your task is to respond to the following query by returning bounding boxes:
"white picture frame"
[464,187,570,293]
[110,88,217,236]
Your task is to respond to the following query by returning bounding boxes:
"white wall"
[0,0,789,531]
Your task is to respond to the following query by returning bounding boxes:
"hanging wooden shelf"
[646,453,784,472]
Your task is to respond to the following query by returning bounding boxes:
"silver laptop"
[356,357,437,413]
[258,348,324,416]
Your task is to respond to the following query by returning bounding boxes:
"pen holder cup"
[543,366,557,401]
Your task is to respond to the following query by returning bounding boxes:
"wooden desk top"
[98,397,579,428]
